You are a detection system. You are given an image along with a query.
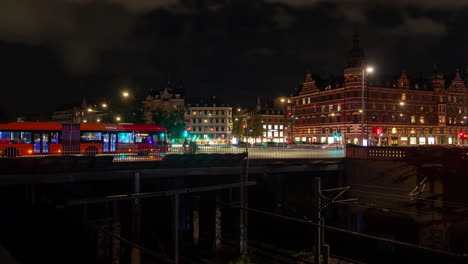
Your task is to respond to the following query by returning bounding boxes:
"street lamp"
[122,91,129,98]
[280,97,292,142]
[102,103,107,108]
[361,66,374,146]
[116,116,121,122]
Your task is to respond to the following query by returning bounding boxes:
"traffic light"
[183,131,188,138]
[459,132,467,139]
[373,127,383,136]
[287,112,294,118]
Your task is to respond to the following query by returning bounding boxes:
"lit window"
[420,116,425,124]
[81,132,102,142]
[411,116,416,123]
[391,127,397,134]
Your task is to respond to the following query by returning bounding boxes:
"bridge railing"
[0,144,346,160]
[346,144,468,161]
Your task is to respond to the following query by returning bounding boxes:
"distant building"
[248,97,288,143]
[51,98,107,123]
[185,97,232,143]
[290,34,468,146]
[17,112,50,122]
[143,83,185,124]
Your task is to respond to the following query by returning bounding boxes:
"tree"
[101,96,144,124]
[152,109,186,139]
[247,113,264,139]
[232,116,245,139]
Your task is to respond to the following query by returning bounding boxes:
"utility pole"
[314,176,322,264]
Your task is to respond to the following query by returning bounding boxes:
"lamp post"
[280,97,292,142]
[361,66,374,146]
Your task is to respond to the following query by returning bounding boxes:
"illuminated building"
[185,97,233,143]
[143,83,185,124]
[51,98,106,123]
[249,97,287,143]
[290,34,468,146]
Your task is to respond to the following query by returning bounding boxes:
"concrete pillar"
[193,198,199,246]
[214,191,222,256]
[131,172,141,264]
[174,194,180,264]
[112,201,121,264]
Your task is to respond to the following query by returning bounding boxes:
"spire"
[346,33,365,68]
[256,96,261,111]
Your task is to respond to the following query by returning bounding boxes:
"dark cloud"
[1,0,467,115]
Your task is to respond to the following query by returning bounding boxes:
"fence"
[0,143,346,161]
[346,144,468,161]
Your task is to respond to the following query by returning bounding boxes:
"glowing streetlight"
[400,102,405,106]
[87,108,93,112]
[361,65,375,146]
[237,108,241,112]
[122,91,129,98]
[97,119,101,122]
[280,98,285,103]
[102,103,107,108]
[116,116,121,122]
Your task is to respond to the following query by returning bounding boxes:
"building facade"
[185,99,232,143]
[143,84,185,124]
[51,98,107,123]
[291,34,468,146]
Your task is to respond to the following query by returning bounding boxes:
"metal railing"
[0,144,346,161]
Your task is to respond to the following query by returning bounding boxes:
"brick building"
[291,34,468,146]
[143,83,184,124]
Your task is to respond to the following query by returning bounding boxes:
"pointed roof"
[299,72,318,95]
[448,69,467,92]
[397,70,410,89]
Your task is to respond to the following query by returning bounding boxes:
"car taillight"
[28,150,33,154]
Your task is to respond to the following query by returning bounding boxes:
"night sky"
[2,0,468,115]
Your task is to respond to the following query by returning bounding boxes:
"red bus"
[0,122,168,157]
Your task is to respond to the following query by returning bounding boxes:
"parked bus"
[0,122,168,157]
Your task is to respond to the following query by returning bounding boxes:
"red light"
[186,127,192,131]
[287,112,292,116]
[242,125,246,129]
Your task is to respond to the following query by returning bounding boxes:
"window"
[420,116,425,124]
[337,104,341,111]
[50,132,60,143]
[0,131,32,144]
[82,132,102,142]
[336,115,341,122]
[411,116,416,124]
[117,132,133,143]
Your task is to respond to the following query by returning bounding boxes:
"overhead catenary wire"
[222,202,467,258]
[351,189,468,209]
